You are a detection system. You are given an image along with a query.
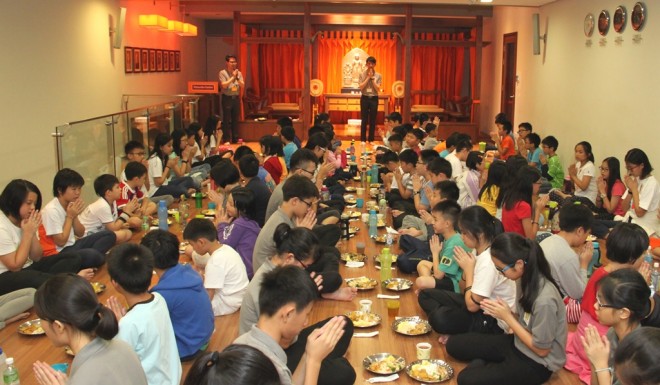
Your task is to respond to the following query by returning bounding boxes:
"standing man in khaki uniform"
[218,55,244,143]
[358,56,382,143]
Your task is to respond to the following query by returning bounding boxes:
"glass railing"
[53,95,204,204]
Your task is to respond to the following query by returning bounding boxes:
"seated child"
[121,141,173,207]
[117,162,157,227]
[436,131,459,158]
[525,133,542,170]
[539,135,564,190]
[39,168,114,268]
[182,345,280,385]
[477,161,506,216]
[281,126,298,170]
[405,128,424,156]
[423,123,439,150]
[540,204,594,323]
[387,133,403,154]
[141,230,215,361]
[396,180,459,274]
[183,218,248,316]
[416,201,470,292]
[106,243,181,385]
[234,265,355,385]
[446,137,471,182]
[564,222,648,384]
[77,174,135,244]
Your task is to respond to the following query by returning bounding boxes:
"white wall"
[0,0,206,196]
[483,0,660,172]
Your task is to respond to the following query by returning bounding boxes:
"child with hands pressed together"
[0,180,93,296]
[501,166,550,239]
[620,148,660,237]
[581,269,650,385]
[147,132,197,199]
[446,232,567,385]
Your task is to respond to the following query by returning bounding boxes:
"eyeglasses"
[495,262,516,274]
[294,255,309,269]
[596,296,620,310]
[300,199,315,210]
[299,168,316,177]
[599,167,609,172]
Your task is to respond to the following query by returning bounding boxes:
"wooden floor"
[0,143,582,385]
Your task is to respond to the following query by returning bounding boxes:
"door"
[500,32,517,123]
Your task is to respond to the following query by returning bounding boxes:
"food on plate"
[346,311,381,327]
[385,278,412,291]
[18,320,44,335]
[91,282,106,294]
[368,355,405,374]
[408,360,451,382]
[395,320,430,335]
[346,277,377,290]
[341,253,367,263]
[151,218,173,226]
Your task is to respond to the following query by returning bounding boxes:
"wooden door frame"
[500,32,517,124]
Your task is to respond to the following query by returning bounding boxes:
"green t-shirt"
[436,233,470,293]
[547,155,564,189]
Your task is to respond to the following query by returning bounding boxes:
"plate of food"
[91,282,106,294]
[344,197,357,205]
[363,353,406,375]
[370,183,382,188]
[374,234,397,244]
[167,209,178,215]
[383,278,413,291]
[346,211,361,219]
[373,253,398,264]
[346,311,382,328]
[392,317,432,336]
[151,218,173,226]
[201,209,216,217]
[377,219,386,228]
[18,319,45,336]
[346,276,378,290]
[345,186,357,193]
[340,253,367,263]
[405,359,453,383]
[349,226,360,235]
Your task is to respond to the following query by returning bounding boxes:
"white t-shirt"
[0,211,34,274]
[116,293,182,385]
[622,175,660,236]
[574,161,598,204]
[41,197,74,251]
[446,151,464,181]
[204,244,249,316]
[471,247,517,331]
[147,155,168,196]
[78,198,116,236]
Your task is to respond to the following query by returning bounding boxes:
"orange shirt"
[500,135,516,160]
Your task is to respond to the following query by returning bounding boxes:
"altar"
[324,93,390,123]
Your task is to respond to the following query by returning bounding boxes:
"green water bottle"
[380,247,392,284]
[3,357,19,385]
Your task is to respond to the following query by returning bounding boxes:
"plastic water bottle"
[386,233,393,247]
[380,247,392,284]
[141,215,149,232]
[349,140,356,162]
[651,262,660,294]
[644,246,653,264]
[157,200,168,231]
[361,141,366,154]
[3,357,19,385]
[368,209,378,238]
[371,164,379,184]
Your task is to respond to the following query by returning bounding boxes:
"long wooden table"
[0,150,582,385]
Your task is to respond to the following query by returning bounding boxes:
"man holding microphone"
[218,55,244,143]
[358,56,382,143]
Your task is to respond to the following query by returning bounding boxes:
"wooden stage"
[0,153,581,385]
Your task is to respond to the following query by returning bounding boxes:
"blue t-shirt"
[419,180,433,209]
[527,147,542,170]
[439,149,450,158]
[283,142,297,169]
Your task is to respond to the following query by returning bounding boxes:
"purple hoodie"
[217,216,261,279]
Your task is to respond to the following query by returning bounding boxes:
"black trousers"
[285,316,356,385]
[0,252,82,296]
[221,94,240,142]
[446,333,552,385]
[360,95,378,142]
[61,230,115,268]
[417,289,503,335]
[306,246,342,294]
[397,234,431,274]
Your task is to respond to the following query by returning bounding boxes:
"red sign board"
[187,81,219,94]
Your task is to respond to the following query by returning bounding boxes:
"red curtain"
[410,32,466,107]
[248,29,304,104]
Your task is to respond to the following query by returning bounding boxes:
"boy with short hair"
[491,121,516,160]
[233,265,355,385]
[39,168,114,268]
[122,141,174,207]
[238,154,272,226]
[405,128,424,156]
[423,123,439,150]
[141,230,215,361]
[78,174,135,244]
[416,201,471,292]
[387,133,403,154]
[117,161,156,226]
[390,149,417,202]
[106,243,181,385]
[540,204,594,308]
[540,135,565,189]
[275,117,301,148]
[183,218,248,316]
[253,175,319,272]
[517,122,533,157]
[412,151,443,212]
[445,138,471,182]
[525,132,542,170]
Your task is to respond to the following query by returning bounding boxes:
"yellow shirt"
[477,185,500,216]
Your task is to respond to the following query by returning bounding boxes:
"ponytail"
[491,233,559,313]
[459,206,499,248]
[95,304,119,340]
[273,223,319,263]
